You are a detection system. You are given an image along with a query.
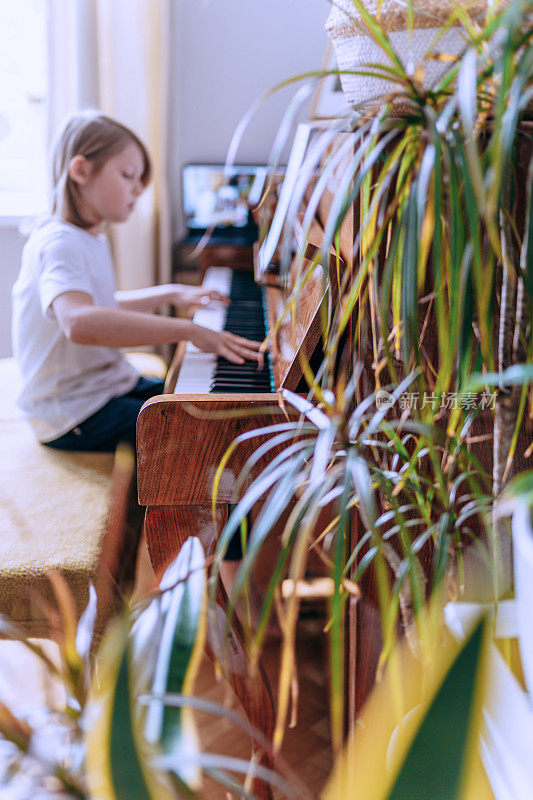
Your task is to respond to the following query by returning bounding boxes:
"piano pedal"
[281,576,360,620]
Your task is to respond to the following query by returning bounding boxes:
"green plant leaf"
[522,156,533,299]
[401,183,419,359]
[86,617,155,800]
[463,363,533,393]
[76,583,97,660]
[144,537,206,784]
[109,635,154,800]
[384,618,487,800]
[228,455,310,616]
[322,617,489,800]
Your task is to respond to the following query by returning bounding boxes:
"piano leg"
[346,509,382,732]
[144,505,275,800]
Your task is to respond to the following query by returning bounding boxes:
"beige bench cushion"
[0,358,114,636]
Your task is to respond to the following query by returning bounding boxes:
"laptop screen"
[181,164,267,236]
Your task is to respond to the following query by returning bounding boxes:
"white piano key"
[174,267,232,393]
[202,266,233,295]
[184,267,232,352]
[173,350,216,393]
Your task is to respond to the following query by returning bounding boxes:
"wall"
[0,0,330,357]
[169,0,329,237]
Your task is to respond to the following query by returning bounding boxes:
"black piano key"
[210,270,274,394]
[213,371,271,383]
[213,381,271,390]
[213,383,271,392]
[214,365,270,375]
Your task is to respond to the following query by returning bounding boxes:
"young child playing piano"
[12,109,263,452]
[12,109,262,597]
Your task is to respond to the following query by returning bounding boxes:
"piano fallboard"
[136,394,290,506]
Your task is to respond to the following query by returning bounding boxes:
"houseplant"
[0,536,494,800]
[212,0,533,753]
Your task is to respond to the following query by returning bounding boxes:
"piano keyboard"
[173,268,274,394]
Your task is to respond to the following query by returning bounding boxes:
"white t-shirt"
[11,217,139,442]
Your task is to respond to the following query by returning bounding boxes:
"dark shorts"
[43,377,165,453]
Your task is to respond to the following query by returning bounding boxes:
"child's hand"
[191,324,264,366]
[168,284,230,312]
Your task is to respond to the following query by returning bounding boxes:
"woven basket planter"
[325,0,490,115]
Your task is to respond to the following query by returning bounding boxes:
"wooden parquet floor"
[0,616,333,799]
[195,616,333,799]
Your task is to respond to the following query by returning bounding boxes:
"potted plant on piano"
[208,0,533,757]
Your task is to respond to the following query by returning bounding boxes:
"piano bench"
[0,357,115,639]
[123,350,168,381]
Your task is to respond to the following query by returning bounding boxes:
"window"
[0,0,48,217]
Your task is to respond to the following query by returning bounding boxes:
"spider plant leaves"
[225,79,313,177]
[87,541,206,800]
[522,156,533,300]
[211,420,307,518]
[226,455,309,622]
[46,570,83,678]
[499,468,533,509]
[0,701,32,752]
[327,471,350,755]
[144,538,206,789]
[300,130,364,263]
[348,453,376,531]
[86,617,159,800]
[347,0,408,81]
[322,616,489,800]
[462,363,533,393]
[249,522,299,662]
[281,388,331,429]
[130,593,165,697]
[165,752,298,800]
[401,183,419,359]
[457,49,489,231]
[0,614,64,679]
[75,583,97,661]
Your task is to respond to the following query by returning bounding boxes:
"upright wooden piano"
[136,125,380,796]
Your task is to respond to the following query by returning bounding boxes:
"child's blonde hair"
[51,109,151,228]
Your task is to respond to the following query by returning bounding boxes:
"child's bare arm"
[115,283,229,313]
[51,291,262,364]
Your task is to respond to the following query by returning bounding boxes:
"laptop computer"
[180,163,267,246]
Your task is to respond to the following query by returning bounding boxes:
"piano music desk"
[173,238,254,282]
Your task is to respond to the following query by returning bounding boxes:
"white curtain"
[46,0,171,289]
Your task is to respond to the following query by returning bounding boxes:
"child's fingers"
[220,338,265,366]
[218,345,245,365]
[227,333,265,350]
[209,290,230,304]
[199,290,230,306]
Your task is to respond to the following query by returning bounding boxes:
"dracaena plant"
[213,0,533,753]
